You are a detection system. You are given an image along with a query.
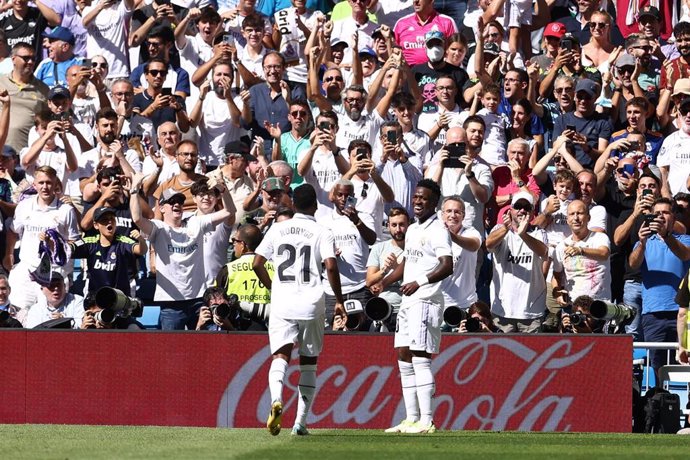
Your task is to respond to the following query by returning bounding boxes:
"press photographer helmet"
[95,287,142,317]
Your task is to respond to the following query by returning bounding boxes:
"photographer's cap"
[261,177,284,192]
[159,189,185,205]
[511,191,535,207]
[48,86,70,100]
[93,206,117,222]
[44,26,75,45]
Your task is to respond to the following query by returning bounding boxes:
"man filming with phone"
[133,59,190,134]
[426,118,493,236]
[377,122,422,218]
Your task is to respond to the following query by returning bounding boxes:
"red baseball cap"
[544,22,567,39]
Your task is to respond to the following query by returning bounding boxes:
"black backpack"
[640,387,681,434]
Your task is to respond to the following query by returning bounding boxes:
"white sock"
[295,364,317,426]
[268,358,288,404]
[398,360,419,422]
[412,356,435,426]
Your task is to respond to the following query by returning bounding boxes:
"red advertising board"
[0,331,631,432]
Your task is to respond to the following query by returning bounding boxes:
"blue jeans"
[641,311,678,377]
[623,280,643,341]
[158,298,204,330]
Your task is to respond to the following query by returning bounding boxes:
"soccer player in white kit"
[381,179,453,434]
[253,183,345,436]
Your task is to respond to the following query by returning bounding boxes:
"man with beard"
[243,52,305,157]
[79,109,142,191]
[189,60,246,170]
[69,206,146,294]
[153,140,207,218]
[623,35,660,93]
[426,121,493,236]
[333,78,398,152]
[271,99,311,188]
[129,171,235,330]
[552,79,612,169]
[393,0,457,67]
[133,58,190,134]
[411,31,471,114]
[660,22,690,94]
[366,207,409,331]
[379,179,453,434]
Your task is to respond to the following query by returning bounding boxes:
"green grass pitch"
[1,425,688,459]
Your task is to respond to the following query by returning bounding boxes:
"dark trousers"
[158,298,204,330]
[641,311,678,381]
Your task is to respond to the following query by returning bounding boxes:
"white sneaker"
[291,423,310,436]
[384,419,417,433]
[405,421,436,434]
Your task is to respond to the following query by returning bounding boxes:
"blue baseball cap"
[44,26,75,45]
[48,86,70,100]
[575,79,598,97]
[425,30,445,46]
[358,46,377,58]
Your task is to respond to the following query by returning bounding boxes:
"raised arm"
[129,173,154,236]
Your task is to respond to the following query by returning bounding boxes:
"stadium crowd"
[1,0,690,359]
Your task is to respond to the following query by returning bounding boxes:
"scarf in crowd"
[29,228,71,287]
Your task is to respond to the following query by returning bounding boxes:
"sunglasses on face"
[512,202,532,212]
[93,62,108,69]
[290,110,307,118]
[589,21,609,29]
[148,69,167,77]
[554,87,574,94]
[618,66,635,74]
[361,182,369,198]
[15,54,35,62]
[324,75,343,82]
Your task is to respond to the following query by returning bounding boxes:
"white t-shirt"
[11,196,80,269]
[177,33,214,108]
[197,92,246,167]
[336,110,384,151]
[24,293,84,329]
[417,104,464,149]
[541,198,571,247]
[320,209,374,295]
[79,146,143,180]
[489,225,548,319]
[401,214,453,304]
[366,239,404,310]
[190,214,232,285]
[352,175,386,241]
[20,147,71,188]
[276,8,323,84]
[477,108,510,166]
[255,213,336,320]
[427,157,494,234]
[375,0,414,26]
[552,231,611,302]
[657,129,690,196]
[298,147,345,220]
[83,1,132,78]
[441,226,482,309]
[147,216,214,301]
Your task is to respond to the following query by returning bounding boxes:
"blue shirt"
[34,56,83,88]
[552,111,613,169]
[637,233,690,314]
[130,63,191,97]
[243,83,306,144]
[610,128,664,165]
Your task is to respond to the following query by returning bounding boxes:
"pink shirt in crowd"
[393,11,458,66]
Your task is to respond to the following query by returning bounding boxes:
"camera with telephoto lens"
[95,287,143,318]
[568,311,588,327]
[211,293,240,319]
[443,306,481,332]
[364,297,392,332]
[589,300,636,323]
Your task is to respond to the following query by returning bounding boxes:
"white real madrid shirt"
[401,213,452,305]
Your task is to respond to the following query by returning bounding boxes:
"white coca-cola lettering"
[218,338,595,431]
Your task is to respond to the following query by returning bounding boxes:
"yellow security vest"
[223,254,274,305]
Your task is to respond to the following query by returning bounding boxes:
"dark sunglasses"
[361,182,369,199]
[290,110,307,118]
[513,201,533,212]
[231,238,245,244]
[589,22,609,29]
[15,54,35,62]
[148,69,168,77]
[92,62,108,69]
[324,75,344,82]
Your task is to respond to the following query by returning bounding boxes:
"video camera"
[95,287,143,319]
[443,306,481,332]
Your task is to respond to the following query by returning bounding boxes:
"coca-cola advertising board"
[0,331,631,432]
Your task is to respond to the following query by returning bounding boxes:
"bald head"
[445,127,465,144]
